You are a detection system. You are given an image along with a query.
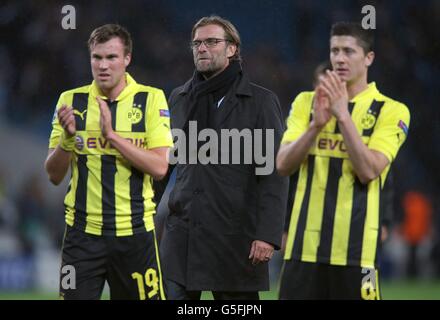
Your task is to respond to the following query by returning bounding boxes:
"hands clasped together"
[312,70,350,130]
[57,97,114,139]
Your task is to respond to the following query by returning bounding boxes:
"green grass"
[0,292,58,300]
[1,280,439,300]
[378,280,440,300]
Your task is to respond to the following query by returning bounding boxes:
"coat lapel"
[170,79,192,130]
[216,73,253,127]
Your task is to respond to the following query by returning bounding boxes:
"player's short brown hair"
[88,24,132,55]
[330,22,374,54]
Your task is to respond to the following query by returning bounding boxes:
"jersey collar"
[350,82,378,103]
[90,72,137,101]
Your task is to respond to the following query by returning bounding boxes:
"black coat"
[159,72,288,291]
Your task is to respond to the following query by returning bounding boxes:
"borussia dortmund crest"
[361,113,376,129]
[128,103,143,124]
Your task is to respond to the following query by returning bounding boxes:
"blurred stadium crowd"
[0,0,439,292]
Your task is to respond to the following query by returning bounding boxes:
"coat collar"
[172,70,253,130]
[177,70,253,97]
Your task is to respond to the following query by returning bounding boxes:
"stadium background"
[0,0,439,299]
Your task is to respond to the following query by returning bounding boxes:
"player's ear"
[226,43,237,59]
[365,51,374,67]
[124,53,131,67]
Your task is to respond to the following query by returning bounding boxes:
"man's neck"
[101,79,127,102]
[347,77,369,100]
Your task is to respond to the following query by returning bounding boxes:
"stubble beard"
[196,59,226,79]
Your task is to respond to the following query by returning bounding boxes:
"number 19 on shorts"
[132,268,159,300]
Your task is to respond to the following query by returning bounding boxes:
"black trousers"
[165,279,259,300]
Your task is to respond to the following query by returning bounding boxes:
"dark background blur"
[0,0,439,297]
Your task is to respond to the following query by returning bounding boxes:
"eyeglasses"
[190,38,230,49]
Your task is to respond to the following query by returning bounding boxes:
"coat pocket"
[168,184,192,216]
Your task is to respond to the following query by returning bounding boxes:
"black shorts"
[278,260,381,300]
[59,225,165,300]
